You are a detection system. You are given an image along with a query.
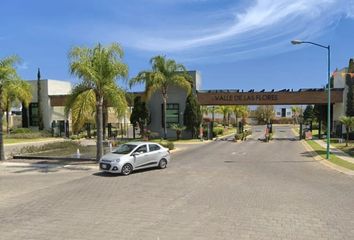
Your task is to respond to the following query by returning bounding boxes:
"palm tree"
[2,78,32,133]
[129,55,191,139]
[232,105,248,127]
[339,116,354,147]
[170,123,186,140]
[291,106,301,124]
[0,55,21,160]
[216,106,231,127]
[200,106,210,118]
[66,43,128,161]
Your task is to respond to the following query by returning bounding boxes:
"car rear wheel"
[158,159,167,169]
[121,164,133,176]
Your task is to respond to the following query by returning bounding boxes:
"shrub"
[158,140,174,150]
[234,133,242,141]
[19,141,81,154]
[234,130,252,142]
[6,130,52,139]
[213,127,224,136]
[10,128,33,134]
[70,135,80,140]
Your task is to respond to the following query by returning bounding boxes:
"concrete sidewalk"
[314,139,354,164]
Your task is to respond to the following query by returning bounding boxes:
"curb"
[291,128,299,137]
[1,161,98,170]
[300,140,354,176]
[12,155,95,161]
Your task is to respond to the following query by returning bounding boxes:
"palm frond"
[70,89,96,132]
[65,83,93,116]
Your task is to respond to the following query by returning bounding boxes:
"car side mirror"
[132,152,140,156]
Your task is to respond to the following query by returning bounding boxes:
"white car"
[99,142,171,175]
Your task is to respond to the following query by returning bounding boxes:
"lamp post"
[291,40,331,159]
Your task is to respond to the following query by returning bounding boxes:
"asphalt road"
[1,125,354,240]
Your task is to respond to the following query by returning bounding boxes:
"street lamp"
[291,39,331,159]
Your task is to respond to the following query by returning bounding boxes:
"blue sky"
[1,0,354,91]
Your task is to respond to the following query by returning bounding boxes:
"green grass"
[330,142,354,157]
[307,140,354,170]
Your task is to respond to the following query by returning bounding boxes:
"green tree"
[339,116,354,146]
[348,58,354,73]
[303,105,315,122]
[291,106,301,124]
[0,55,21,160]
[2,78,32,133]
[37,68,44,130]
[130,55,191,139]
[346,75,354,116]
[170,123,186,140]
[130,96,149,138]
[66,43,128,161]
[232,105,248,126]
[183,94,202,138]
[216,106,231,127]
[200,106,210,118]
[255,106,274,124]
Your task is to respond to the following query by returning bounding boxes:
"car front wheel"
[158,159,167,169]
[121,164,133,176]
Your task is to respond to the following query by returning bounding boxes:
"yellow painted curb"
[291,128,299,137]
[300,140,354,176]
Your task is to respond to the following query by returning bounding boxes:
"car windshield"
[112,144,137,154]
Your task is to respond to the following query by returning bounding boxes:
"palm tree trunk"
[0,108,5,161]
[6,105,10,134]
[163,95,167,139]
[346,126,349,147]
[102,105,107,140]
[96,96,104,162]
[235,115,238,133]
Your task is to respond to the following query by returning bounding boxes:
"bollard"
[76,149,81,158]
[109,142,113,152]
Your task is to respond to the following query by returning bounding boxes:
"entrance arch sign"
[197,88,344,105]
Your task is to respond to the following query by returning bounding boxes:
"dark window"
[113,144,137,154]
[281,108,286,118]
[149,144,161,152]
[135,145,147,154]
[29,103,39,126]
[162,103,179,127]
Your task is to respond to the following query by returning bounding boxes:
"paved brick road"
[1,126,353,240]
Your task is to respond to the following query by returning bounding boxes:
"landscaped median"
[304,140,354,173]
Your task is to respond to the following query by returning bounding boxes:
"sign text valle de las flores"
[213,94,279,102]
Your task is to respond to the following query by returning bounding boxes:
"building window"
[281,108,286,117]
[161,103,179,127]
[29,103,39,126]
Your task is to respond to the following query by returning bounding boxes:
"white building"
[23,79,72,129]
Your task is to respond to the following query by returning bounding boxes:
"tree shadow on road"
[300,150,325,159]
[92,168,160,177]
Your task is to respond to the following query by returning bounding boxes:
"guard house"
[22,79,72,130]
[147,71,202,138]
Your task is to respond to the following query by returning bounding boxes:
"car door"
[132,144,149,168]
[148,144,162,166]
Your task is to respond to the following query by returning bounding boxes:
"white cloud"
[119,0,353,61]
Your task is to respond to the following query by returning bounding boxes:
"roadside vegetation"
[0,55,32,160]
[66,43,128,161]
[330,141,354,157]
[130,55,191,139]
[307,140,354,170]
